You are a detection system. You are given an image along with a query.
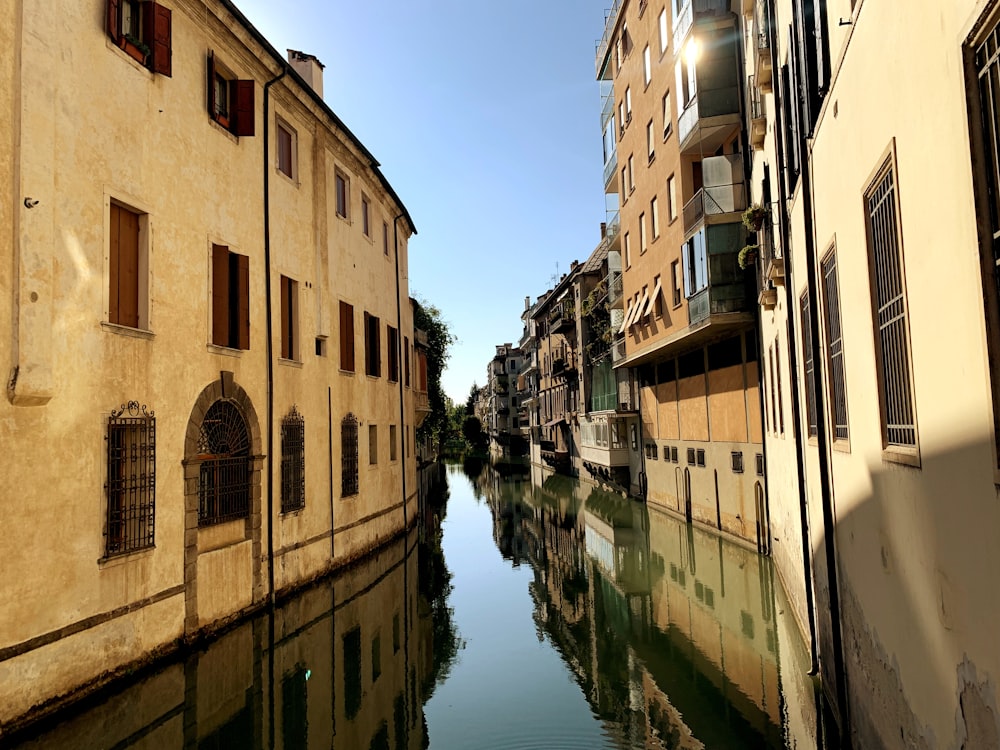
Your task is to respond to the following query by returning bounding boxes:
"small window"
[696,449,706,467]
[276,119,296,179]
[383,221,390,255]
[362,194,371,237]
[339,301,355,372]
[108,201,149,330]
[639,213,647,254]
[341,414,359,497]
[756,452,765,476]
[687,447,696,465]
[651,197,660,239]
[671,446,678,463]
[106,0,172,76]
[207,53,254,136]
[667,174,677,221]
[371,634,381,682]
[822,249,849,441]
[315,337,326,357]
[731,451,744,473]
[365,312,381,377]
[670,260,682,307]
[800,290,818,437]
[335,170,350,218]
[647,120,655,161]
[624,232,632,268]
[625,86,632,122]
[663,91,673,139]
[659,9,669,54]
[404,336,411,387]
[211,244,250,350]
[628,154,635,192]
[279,275,298,361]
[387,325,399,382]
[280,407,305,513]
[369,424,378,465]
[105,401,156,556]
[390,425,398,462]
[643,45,651,86]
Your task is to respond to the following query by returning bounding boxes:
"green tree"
[414,298,455,455]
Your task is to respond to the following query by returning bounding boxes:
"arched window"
[198,400,251,525]
[341,414,359,497]
[281,407,305,513]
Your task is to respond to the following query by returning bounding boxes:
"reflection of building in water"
[9,530,433,750]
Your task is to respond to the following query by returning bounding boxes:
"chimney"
[287,49,325,98]
[525,296,531,310]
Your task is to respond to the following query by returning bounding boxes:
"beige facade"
[0,0,420,731]
[597,0,766,547]
[747,0,1000,745]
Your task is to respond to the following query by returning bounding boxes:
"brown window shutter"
[340,302,355,372]
[211,244,229,345]
[118,207,140,327]
[107,0,120,41]
[233,80,255,137]
[363,311,371,374]
[109,203,121,323]
[237,254,250,349]
[207,52,216,119]
[146,3,172,77]
[280,277,291,359]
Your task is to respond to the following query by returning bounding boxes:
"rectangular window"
[362,194,371,236]
[659,9,669,54]
[365,312,381,377]
[800,291,818,437]
[387,325,399,382]
[625,86,632,121]
[341,414,359,497]
[682,231,708,297]
[628,154,635,192]
[618,101,626,138]
[106,0,172,76]
[369,424,378,465]
[624,232,632,268]
[865,158,917,451]
[643,45,651,86]
[280,408,305,513]
[639,213,648,254]
[105,403,156,556]
[276,119,295,179]
[383,221,390,255]
[211,244,250,350]
[651,196,660,239]
[776,338,785,433]
[279,275,297,360]
[663,90,673,139]
[207,53,254,136]
[390,425,398,461]
[667,174,677,221]
[769,345,777,433]
[647,120,655,161]
[109,201,148,329]
[404,336,411,386]
[671,259,682,306]
[822,249,849,441]
[335,170,349,218]
[339,301,355,372]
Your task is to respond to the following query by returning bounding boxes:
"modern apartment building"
[1,0,420,729]
[597,0,766,548]
[745,0,1000,745]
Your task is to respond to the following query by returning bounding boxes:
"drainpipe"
[263,65,287,605]
[765,0,819,674]
[393,212,408,528]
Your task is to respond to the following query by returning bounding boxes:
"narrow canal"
[6,462,826,749]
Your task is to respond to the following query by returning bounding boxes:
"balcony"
[685,222,753,328]
[552,355,578,379]
[607,269,623,308]
[678,86,741,154]
[549,298,576,334]
[414,391,431,427]
[682,154,747,238]
[672,0,731,52]
[677,23,742,155]
[754,2,772,92]
[749,76,766,148]
[595,0,623,78]
[603,150,619,194]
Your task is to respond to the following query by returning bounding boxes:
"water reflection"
[479,463,823,750]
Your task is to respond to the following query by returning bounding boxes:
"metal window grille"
[866,164,916,447]
[800,291,818,437]
[696,449,706,467]
[341,414,359,497]
[822,251,849,440]
[755,452,765,476]
[105,401,156,556]
[687,447,696,465]
[197,400,251,526]
[281,407,305,513]
[731,451,744,473]
[671,446,678,463]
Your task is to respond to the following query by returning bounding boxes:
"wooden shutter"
[280,277,292,359]
[233,80,255,137]
[237,254,250,349]
[107,0,120,41]
[212,244,229,346]
[118,207,140,327]
[146,3,172,77]
[340,302,355,372]
[363,312,371,374]
[110,204,121,323]
[207,52,217,119]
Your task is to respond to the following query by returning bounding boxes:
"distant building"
[484,344,525,461]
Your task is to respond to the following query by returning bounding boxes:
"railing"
[605,210,621,243]
[678,85,742,146]
[673,0,693,52]
[601,92,615,128]
[549,298,576,331]
[749,75,765,120]
[755,0,770,52]
[603,150,619,190]
[611,333,627,363]
[607,270,623,306]
[595,0,623,77]
[682,183,748,234]
[688,287,710,325]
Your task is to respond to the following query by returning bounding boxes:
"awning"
[543,417,567,428]
[618,299,634,334]
[642,277,662,318]
[629,289,649,327]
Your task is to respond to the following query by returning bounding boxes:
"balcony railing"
[755,1,772,90]
[549,298,576,333]
[749,75,766,148]
[682,183,747,235]
[603,150,619,191]
[678,85,741,148]
[595,0,623,77]
[673,0,731,52]
[605,210,620,243]
[607,270,623,307]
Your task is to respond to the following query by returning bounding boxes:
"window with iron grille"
[821,249,849,441]
[198,400,251,526]
[731,451,744,473]
[687,447,696,465]
[755,452,765,476]
[865,158,917,449]
[671,446,678,463]
[281,407,305,513]
[105,401,156,556]
[800,291,818,437]
[696,449,706,467]
[341,414,359,497]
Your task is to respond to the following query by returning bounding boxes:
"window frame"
[369,424,378,465]
[104,401,156,557]
[279,275,298,361]
[107,198,150,331]
[364,311,382,377]
[821,246,850,445]
[341,414,359,497]
[106,0,172,76]
[276,116,297,181]
[280,407,305,513]
[207,52,254,137]
[211,244,250,351]
[335,170,350,219]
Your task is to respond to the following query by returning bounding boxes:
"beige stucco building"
[0,0,423,731]
[746,0,1000,745]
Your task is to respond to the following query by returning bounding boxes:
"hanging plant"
[742,204,769,232]
[738,244,759,269]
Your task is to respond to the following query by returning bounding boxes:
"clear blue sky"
[236,0,612,404]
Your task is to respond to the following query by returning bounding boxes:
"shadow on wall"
[818,434,1000,749]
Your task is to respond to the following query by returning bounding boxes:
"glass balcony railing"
[678,85,741,147]
[595,0,623,77]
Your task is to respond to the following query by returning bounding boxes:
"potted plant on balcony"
[742,204,769,232]
[738,244,759,269]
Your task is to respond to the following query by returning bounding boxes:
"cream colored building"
[0,0,421,731]
[746,0,1000,745]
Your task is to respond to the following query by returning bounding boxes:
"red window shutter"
[118,207,140,328]
[109,204,121,323]
[211,244,229,346]
[237,254,250,349]
[280,277,291,359]
[207,52,216,119]
[146,3,172,77]
[233,80,255,137]
[107,0,121,41]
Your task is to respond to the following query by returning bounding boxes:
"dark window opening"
[105,401,156,556]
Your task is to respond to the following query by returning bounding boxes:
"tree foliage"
[414,298,456,453]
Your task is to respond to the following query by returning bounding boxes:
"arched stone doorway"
[182,372,263,635]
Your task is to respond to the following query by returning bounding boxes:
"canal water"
[6,461,827,749]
